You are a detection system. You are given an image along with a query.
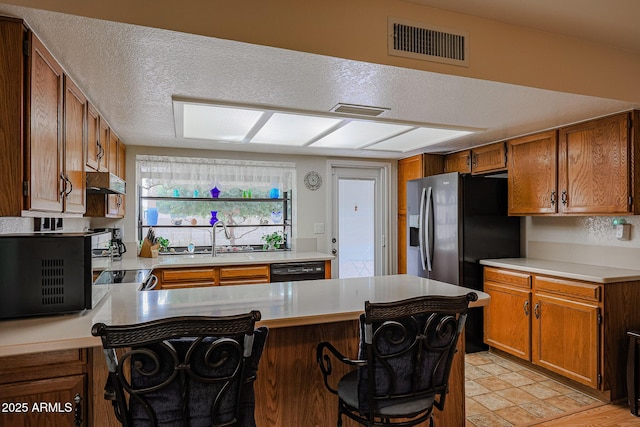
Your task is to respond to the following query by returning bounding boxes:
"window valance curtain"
[136,155,295,194]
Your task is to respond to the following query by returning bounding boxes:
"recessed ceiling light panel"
[311,121,411,149]
[250,112,342,146]
[182,104,263,141]
[367,127,473,152]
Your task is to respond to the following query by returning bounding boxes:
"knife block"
[139,238,159,258]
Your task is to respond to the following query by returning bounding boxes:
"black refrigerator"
[406,172,520,353]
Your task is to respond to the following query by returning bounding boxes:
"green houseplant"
[262,231,283,250]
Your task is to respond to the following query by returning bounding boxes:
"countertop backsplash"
[0,217,91,234]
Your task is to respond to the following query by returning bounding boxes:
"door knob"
[331,249,337,255]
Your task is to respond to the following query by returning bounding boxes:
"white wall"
[524,215,640,270]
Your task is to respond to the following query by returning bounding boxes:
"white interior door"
[331,166,387,278]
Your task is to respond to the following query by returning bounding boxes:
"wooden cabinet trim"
[484,267,531,289]
[160,267,215,283]
[534,275,601,303]
[219,265,269,280]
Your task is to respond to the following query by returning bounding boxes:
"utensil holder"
[139,238,160,258]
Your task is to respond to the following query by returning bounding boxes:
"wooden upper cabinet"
[62,76,86,214]
[444,150,471,174]
[558,112,631,214]
[507,130,558,215]
[445,142,507,175]
[108,129,119,175]
[26,33,64,213]
[397,154,443,274]
[99,117,111,173]
[471,142,507,175]
[117,138,126,179]
[86,103,105,171]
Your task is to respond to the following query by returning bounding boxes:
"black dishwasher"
[270,261,326,282]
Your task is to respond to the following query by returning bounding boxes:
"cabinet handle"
[59,173,67,197]
[533,303,540,319]
[561,190,568,205]
[97,142,104,160]
[550,191,556,206]
[472,154,478,168]
[65,175,73,198]
[523,300,529,316]
[73,393,83,426]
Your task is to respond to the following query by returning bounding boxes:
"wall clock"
[304,171,322,191]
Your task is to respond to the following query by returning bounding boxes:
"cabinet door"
[472,142,507,175]
[558,113,630,214]
[27,34,63,213]
[0,375,86,427]
[484,281,532,360]
[444,150,471,174]
[62,76,86,214]
[98,117,110,172]
[108,130,119,175]
[397,154,425,274]
[86,103,101,171]
[117,139,126,179]
[507,130,558,215]
[532,293,600,389]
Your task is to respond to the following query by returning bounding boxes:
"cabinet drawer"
[534,276,601,302]
[160,267,215,283]
[0,349,87,385]
[484,267,531,289]
[219,265,269,281]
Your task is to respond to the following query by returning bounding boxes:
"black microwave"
[0,232,110,319]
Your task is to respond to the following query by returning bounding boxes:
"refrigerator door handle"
[418,187,427,271]
[425,186,433,272]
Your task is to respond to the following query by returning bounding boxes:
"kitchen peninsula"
[0,274,488,427]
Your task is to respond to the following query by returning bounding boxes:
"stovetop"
[94,269,151,285]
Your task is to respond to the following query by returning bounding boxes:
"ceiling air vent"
[388,17,469,67]
[330,103,389,117]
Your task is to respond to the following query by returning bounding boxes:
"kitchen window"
[136,155,295,254]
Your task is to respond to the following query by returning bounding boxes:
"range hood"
[86,172,126,195]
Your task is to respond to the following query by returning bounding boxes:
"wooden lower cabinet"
[219,265,269,286]
[153,264,271,289]
[484,280,531,360]
[154,266,216,289]
[0,349,87,427]
[484,266,640,401]
[532,292,599,388]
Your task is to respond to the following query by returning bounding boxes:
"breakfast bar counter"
[0,275,488,426]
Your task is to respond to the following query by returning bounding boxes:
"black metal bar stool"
[627,330,640,416]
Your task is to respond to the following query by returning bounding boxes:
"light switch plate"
[314,223,325,234]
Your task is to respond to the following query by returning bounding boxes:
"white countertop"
[94,251,334,271]
[0,274,488,357]
[480,258,640,283]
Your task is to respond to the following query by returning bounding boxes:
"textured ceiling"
[0,3,637,159]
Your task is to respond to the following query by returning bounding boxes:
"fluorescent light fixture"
[251,112,342,146]
[311,121,411,149]
[174,98,479,152]
[367,127,474,152]
[182,104,263,141]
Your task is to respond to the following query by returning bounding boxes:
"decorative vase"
[271,211,283,223]
[269,187,280,199]
[210,187,220,198]
[209,211,218,225]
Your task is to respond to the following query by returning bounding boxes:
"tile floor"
[465,352,605,426]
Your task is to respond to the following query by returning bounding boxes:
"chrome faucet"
[211,220,230,257]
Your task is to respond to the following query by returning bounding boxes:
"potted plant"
[157,236,170,252]
[262,231,283,250]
